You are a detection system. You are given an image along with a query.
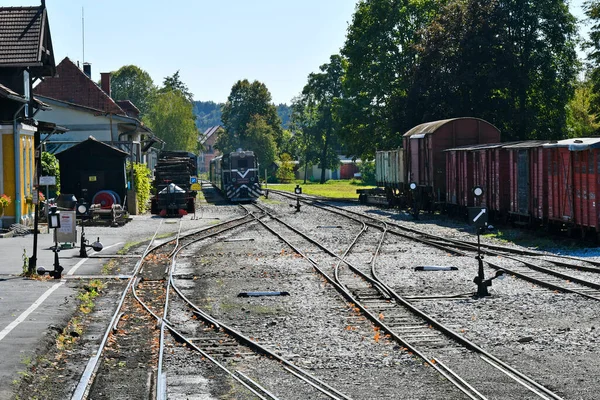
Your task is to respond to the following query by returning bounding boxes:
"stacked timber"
[154,151,198,193]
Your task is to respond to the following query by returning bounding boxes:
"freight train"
[151,151,198,217]
[359,117,600,239]
[209,149,262,202]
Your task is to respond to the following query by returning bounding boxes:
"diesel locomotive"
[210,149,262,202]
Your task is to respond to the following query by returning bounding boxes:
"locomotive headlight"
[232,177,237,182]
[77,204,88,214]
[250,176,255,182]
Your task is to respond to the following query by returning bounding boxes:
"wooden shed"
[55,137,128,206]
[403,118,501,206]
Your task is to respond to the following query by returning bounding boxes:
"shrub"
[128,162,152,213]
[358,161,376,185]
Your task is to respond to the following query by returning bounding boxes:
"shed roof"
[55,136,129,159]
[543,137,600,151]
[403,117,499,138]
[0,3,55,75]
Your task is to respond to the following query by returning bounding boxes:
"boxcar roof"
[444,142,506,152]
[501,140,549,149]
[543,137,600,151]
[403,117,499,138]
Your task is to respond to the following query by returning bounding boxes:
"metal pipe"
[13,103,27,225]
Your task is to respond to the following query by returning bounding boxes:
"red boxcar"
[544,138,600,236]
[503,141,549,224]
[403,118,501,208]
[445,143,509,217]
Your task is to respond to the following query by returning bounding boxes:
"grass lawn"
[266,180,375,199]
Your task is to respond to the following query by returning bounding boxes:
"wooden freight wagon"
[444,143,509,218]
[358,149,405,206]
[503,141,549,225]
[544,138,600,237]
[403,118,501,210]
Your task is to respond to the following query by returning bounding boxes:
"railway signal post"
[469,186,504,297]
[291,185,302,212]
[37,205,64,279]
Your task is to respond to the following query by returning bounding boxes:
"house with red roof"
[198,126,222,173]
[32,57,162,170]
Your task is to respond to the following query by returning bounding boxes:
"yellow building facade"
[1,123,36,228]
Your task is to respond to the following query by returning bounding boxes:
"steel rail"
[269,189,600,268]
[289,194,600,302]
[72,210,253,400]
[253,203,495,400]
[260,194,565,400]
[160,208,351,400]
[71,219,165,400]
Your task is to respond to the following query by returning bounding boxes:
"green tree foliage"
[128,162,152,213]
[412,0,578,141]
[296,55,344,183]
[276,153,295,183]
[110,65,156,117]
[339,0,443,159]
[358,160,376,185]
[276,104,292,129]
[217,80,283,173]
[290,95,321,183]
[143,90,199,152]
[244,115,278,173]
[162,71,194,103]
[585,0,600,118]
[566,78,600,137]
[40,151,60,193]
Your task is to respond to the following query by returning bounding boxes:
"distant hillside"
[193,101,291,133]
[277,103,291,130]
[193,101,223,133]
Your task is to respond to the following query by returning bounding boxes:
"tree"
[276,153,295,183]
[290,95,321,183]
[217,80,283,172]
[339,0,444,159]
[412,0,578,140]
[243,115,278,175]
[566,77,600,137]
[299,54,344,183]
[143,90,199,152]
[162,71,194,103]
[110,65,156,117]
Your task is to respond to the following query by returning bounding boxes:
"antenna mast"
[82,7,85,63]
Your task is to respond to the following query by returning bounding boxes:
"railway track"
[250,200,565,399]
[269,190,600,302]
[73,202,357,399]
[71,211,261,399]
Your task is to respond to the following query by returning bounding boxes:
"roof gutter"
[13,103,26,224]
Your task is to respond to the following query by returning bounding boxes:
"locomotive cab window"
[236,159,248,170]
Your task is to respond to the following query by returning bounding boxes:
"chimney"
[101,72,111,97]
[83,62,91,78]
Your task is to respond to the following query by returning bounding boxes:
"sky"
[6,0,592,105]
